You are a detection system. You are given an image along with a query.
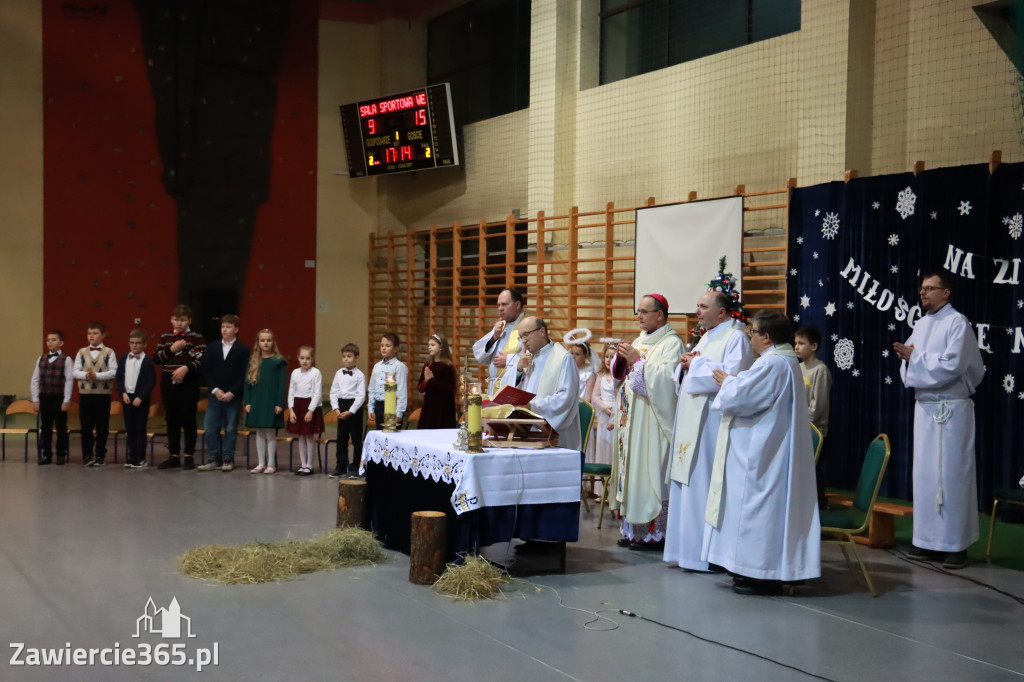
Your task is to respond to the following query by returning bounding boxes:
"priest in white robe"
[609,294,684,549]
[664,290,753,571]
[500,317,581,451]
[705,310,820,594]
[896,272,984,570]
[473,288,527,396]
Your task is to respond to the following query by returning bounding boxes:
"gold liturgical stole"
[494,327,520,382]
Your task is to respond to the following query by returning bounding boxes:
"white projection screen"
[634,197,744,315]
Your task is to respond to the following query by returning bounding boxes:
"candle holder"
[466,381,483,453]
[383,372,398,432]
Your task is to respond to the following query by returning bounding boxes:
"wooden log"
[409,510,447,585]
[336,479,367,529]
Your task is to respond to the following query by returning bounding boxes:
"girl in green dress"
[244,329,287,474]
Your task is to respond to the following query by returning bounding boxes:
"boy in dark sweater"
[154,304,206,470]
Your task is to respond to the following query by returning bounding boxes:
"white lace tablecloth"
[361,429,582,515]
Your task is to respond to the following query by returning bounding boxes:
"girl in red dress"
[416,333,458,429]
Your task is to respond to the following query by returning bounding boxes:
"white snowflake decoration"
[872,201,880,210]
[796,236,804,245]
[800,294,811,309]
[830,334,839,342]
[792,314,801,322]
[846,302,855,309]
[790,268,798,276]
[821,212,840,240]
[812,252,819,260]
[818,279,824,288]
[888,234,900,246]
[1018,300,1023,309]
[833,338,855,370]
[930,211,938,220]
[896,186,917,220]
[884,376,892,385]
[1004,374,1016,394]
[958,200,972,216]
[890,265,899,273]
[824,302,837,317]
[1007,327,1015,336]
[852,369,860,377]
[815,209,821,217]
[882,349,890,358]
[888,323,896,331]
[1019,392,1024,400]
[1003,213,1023,240]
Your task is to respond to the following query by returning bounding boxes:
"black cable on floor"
[614,608,837,682]
[886,549,1024,606]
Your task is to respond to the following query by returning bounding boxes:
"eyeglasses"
[635,309,656,316]
[919,286,948,293]
[749,328,764,335]
[519,327,541,338]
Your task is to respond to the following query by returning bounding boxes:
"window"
[428,0,531,126]
[599,0,800,85]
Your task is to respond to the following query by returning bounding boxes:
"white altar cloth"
[362,429,582,515]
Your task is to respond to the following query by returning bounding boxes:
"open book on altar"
[481,405,558,448]
[483,384,535,408]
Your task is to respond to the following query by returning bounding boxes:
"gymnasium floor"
[1,443,1022,682]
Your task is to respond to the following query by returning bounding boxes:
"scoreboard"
[339,83,460,178]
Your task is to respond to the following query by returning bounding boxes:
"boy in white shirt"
[329,343,366,478]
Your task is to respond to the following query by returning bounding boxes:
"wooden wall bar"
[367,185,792,409]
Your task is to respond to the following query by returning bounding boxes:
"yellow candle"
[384,373,397,416]
[468,382,481,432]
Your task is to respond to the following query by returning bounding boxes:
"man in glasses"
[473,288,528,396]
[608,294,684,550]
[895,272,984,569]
[664,290,753,572]
[500,317,581,450]
[706,310,820,595]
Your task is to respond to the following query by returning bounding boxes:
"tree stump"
[337,479,367,529]
[409,511,447,585]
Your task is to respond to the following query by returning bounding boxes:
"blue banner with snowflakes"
[787,162,1023,505]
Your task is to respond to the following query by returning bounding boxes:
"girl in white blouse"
[287,346,324,475]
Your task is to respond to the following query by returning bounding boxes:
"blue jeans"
[204,398,242,463]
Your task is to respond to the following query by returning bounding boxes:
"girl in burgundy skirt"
[287,345,324,475]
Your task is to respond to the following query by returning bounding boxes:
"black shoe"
[84,457,95,467]
[942,550,968,569]
[708,563,727,573]
[157,456,181,470]
[93,459,106,467]
[906,545,941,561]
[629,540,665,552]
[616,537,631,548]
[56,456,67,466]
[38,456,52,466]
[181,456,196,471]
[328,469,343,479]
[347,464,360,476]
[732,576,782,596]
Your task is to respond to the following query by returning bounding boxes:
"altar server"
[895,272,984,570]
[473,288,527,396]
[608,294,684,550]
[664,289,753,571]
[500,316,581,450]
[706,310,820,594]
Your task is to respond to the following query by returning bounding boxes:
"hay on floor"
[432,555,508,601]
[179,527,385,584]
